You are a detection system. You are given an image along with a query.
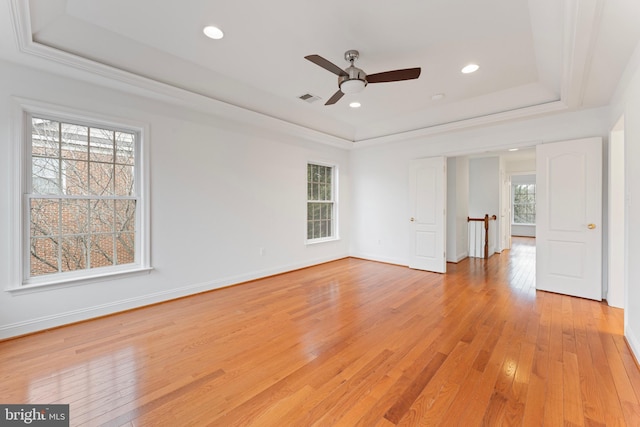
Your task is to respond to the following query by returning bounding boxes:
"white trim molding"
[6,0,600,147]
[352,101,567,148]
[625,325,640,367]
[8,97,152,290]
[7,0,352,150]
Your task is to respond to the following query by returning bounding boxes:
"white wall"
[469,157,500,255]
[498,156,507,251]
[0,60,350,338]
[350,107,610,266]
[511,225,535,237]
[446,157,469,262]
[506,158,536,174]
[610,41,640,361]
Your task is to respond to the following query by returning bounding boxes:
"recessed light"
[508,148,519,152]
[349,102,361,108]
[431,93,445,101]
[203,26,224,40]
[461,64,479,74]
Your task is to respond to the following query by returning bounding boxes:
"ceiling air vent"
[298,93,321,103]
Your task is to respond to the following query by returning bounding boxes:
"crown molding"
[352,100,568,148]
[8,0,588,149]
[560,0,604,109]
[7,0,354,149]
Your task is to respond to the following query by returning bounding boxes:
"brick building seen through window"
[29,117,137,278]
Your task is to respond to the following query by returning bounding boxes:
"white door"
[409,157,446,273]
[536,138,602,300]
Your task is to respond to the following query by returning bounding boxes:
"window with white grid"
[512,183,536,224]
[307,163,336,242]
[24,113,146,285]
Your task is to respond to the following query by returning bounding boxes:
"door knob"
[588,223,596,229]
[410,217,415,222]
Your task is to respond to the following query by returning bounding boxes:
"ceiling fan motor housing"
[339,65,367,93]
[339,66,367,85]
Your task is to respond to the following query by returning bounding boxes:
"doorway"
[448,148,536,261]
[447,137,625,306]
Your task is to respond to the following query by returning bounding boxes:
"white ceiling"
[4,0,640,143]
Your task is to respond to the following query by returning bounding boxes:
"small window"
[307,163,336,242]
[23,113,147,285]
[513,183,536,224]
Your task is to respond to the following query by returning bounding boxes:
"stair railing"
[467,214,497,259]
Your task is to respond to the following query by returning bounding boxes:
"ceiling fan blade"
[305,55,349,77]
[325,90,344,105]
[367,67,421,83]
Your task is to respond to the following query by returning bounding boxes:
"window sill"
[306,236,340,246]
[511,223,536,226]
[6,266,154,295]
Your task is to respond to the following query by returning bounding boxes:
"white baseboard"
[625,325,640,365]
[348,252,407,267]
[447,253,469,263]
[0,254,347,339]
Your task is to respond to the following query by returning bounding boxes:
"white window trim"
[305,161,339,245]
[7,97,152,292]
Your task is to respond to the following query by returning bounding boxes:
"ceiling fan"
[304,50,421,105]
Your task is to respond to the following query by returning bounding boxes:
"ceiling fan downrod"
[339,50,367,94]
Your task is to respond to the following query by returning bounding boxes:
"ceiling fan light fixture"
[340,79,366,94]
[203,26,224,40]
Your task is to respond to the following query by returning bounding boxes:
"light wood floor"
[1,237,639,426]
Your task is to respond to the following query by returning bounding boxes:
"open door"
[409,157,446,273]
[536,138,602,300]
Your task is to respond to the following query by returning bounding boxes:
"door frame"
[608,116,626,309]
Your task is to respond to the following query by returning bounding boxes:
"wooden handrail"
[467,214,497,259]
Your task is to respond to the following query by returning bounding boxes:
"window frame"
[512,182,536,225]
[306,161,339,244]
[8,98,151,292]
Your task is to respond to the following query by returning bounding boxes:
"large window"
[307,163,336,242]
[513,183,536,224]
[21,111,148,286]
